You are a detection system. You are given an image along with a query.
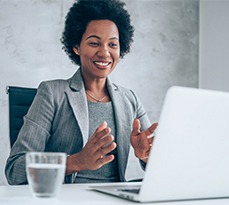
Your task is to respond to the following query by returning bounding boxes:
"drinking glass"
[26,152,66,198]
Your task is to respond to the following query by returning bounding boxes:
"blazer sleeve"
[130,89,152,171]
[129,89,151,130]
[5,82,55,185]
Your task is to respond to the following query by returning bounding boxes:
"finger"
[102,141,116,153]
[95,121,107,133]
[89,124,111,143]
[96,154,115,167]
[95,142,116,158]
[87,128,112,153]
[147,137,154,144]
[96,135,114,148]
[88,121,107,141]
[131,118,141,136]
[142,123,158,137]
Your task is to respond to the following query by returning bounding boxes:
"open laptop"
[90,86,229,203]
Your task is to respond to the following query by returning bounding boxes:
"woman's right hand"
[65,121,116,175]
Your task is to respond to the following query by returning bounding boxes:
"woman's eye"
[109,43,118,48]
[89,42,99,47]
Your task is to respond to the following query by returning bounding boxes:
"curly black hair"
[61,0,134,65]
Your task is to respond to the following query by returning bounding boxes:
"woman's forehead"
[84,20,119,40]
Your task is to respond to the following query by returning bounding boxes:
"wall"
[199,0,229,91]
[0,0,199,184]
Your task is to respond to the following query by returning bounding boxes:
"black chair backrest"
[6,86,37,147]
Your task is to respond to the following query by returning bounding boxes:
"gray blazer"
[5,69,151,185]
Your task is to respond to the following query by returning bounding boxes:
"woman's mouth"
[94,61,111,69]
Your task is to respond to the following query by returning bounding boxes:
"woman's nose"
[97,46,110,57]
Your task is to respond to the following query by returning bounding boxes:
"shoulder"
[38,78,70,95]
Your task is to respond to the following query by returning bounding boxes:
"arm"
[128,89,158,165]
[5,82,54,185]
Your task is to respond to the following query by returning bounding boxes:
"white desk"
[1,183,229,205]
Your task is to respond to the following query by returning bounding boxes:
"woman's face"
[73,20,120,81]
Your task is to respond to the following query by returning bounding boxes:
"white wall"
[0,0,199,184]
[199,0,229,91]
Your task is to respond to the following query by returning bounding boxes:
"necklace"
[85,91,107,102]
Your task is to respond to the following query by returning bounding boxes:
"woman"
[5,0,157,184]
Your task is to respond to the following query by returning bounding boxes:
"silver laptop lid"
[139,86,229,202]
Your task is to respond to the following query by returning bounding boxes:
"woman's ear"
[73,47,80,55]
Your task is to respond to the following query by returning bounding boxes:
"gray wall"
[199,0,229,91]
[0,0,199,184]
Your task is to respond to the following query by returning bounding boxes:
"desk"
[1,183,229,205]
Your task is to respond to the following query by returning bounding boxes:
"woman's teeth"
[94,62,110,66]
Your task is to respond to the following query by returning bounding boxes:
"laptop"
[90,86,229,203]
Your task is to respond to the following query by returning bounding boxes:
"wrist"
[65,154,80,176]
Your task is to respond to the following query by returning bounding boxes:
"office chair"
[6,86,37,147]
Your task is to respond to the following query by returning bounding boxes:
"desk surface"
[1,183,229,205]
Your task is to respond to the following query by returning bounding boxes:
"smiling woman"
[5,0,158,185]
[73,20,120,96]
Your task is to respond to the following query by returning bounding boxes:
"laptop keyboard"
[118,188,140,194]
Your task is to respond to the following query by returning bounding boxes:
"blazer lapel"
[107,79,133,181]
[65,69,89,147]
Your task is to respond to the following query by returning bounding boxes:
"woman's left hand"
[130,118,158,163]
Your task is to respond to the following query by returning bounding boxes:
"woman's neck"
[82,75,110,102]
